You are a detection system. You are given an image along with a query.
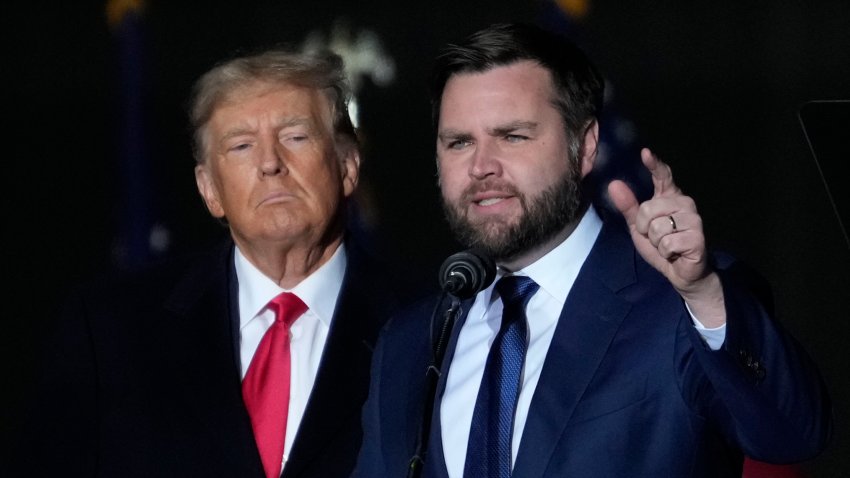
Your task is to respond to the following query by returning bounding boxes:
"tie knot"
[495,275,539,311]
[267,292,307,328]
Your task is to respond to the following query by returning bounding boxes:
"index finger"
[641,147,679,196]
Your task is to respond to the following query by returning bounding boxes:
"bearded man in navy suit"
[354,23,832,478]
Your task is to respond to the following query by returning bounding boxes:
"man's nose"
[259,142,288,177]
[469,140,502,179]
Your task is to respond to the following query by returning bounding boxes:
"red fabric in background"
[743,458,806,478]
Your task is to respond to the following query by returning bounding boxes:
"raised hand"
[607,148,725,326]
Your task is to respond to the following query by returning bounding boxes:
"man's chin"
[466,212,517,232]
[458,225,515,254]
[445,206,517,252]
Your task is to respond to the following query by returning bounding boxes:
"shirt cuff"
[686,302,727,350]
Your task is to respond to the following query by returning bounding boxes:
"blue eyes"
[445,134,528,150]
[448,139,472,150]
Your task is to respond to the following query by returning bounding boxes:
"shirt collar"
[234,243,347,329]
[493,205,603,303]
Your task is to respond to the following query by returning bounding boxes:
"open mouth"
[476,197,508,206]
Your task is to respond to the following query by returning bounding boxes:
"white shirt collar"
[234,243,347,328]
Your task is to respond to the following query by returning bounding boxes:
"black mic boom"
[438,249,497,299]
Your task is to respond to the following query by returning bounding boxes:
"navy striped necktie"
[464,275,539,478]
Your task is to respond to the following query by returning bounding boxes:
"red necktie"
[242,292,307,478]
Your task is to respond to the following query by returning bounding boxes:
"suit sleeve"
[683,256,833,463]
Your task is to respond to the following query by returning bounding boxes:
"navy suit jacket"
[355,218,832,478]
[13,234,414,478]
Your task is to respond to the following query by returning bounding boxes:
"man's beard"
[442,166,584,263]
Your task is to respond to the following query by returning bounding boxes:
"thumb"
[607,179,639,225]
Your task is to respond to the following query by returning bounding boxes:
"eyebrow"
[278,117,325,139]
[437,129,473,143]
[278,117,315,129]
[438,120,539,142]
[489,120,538,136]
[218,117,317,144]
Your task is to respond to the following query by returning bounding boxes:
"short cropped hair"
[431,22,604,160]
[189,48,357,163]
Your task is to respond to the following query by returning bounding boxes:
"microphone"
[410,249,495,477]
[438,249,497,299]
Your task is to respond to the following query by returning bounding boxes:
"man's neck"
[233,235,344,290]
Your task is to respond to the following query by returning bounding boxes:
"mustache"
[460,179,523,203]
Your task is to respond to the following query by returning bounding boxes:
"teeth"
[478,198,504,206]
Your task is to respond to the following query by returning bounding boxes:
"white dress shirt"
[440,207,726,477]
[235,244,346,468]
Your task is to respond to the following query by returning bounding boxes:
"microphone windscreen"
[438,249,496,299]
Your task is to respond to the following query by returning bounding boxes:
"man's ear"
[340,146,361,198]
[580,119,600,178]
[194,164,225,218]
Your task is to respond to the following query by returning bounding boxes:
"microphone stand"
[407,291,462,478]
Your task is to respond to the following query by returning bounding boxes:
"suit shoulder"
[377,292,444,340]
[65,239,231,311]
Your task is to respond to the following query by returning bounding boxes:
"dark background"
[5,1,849,476]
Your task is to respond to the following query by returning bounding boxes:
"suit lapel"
[513,221,636,478]
[283,245,392,477]
[160,238,264,474]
